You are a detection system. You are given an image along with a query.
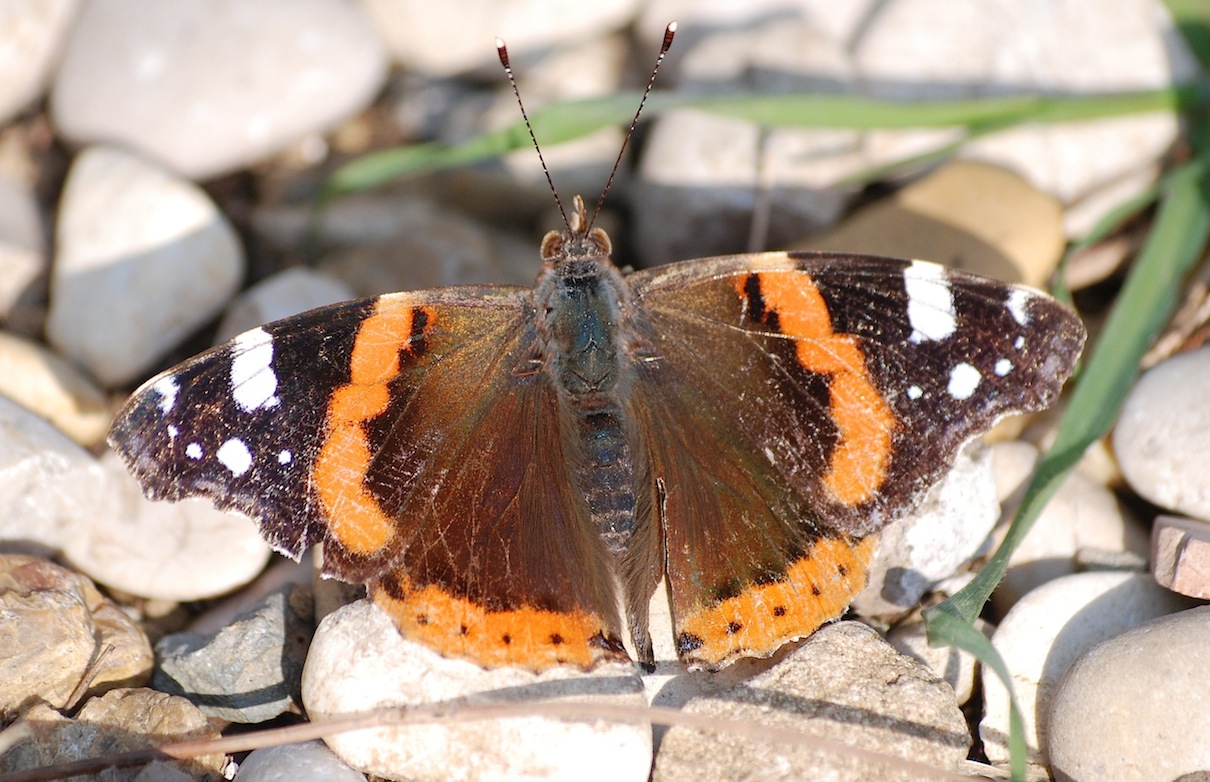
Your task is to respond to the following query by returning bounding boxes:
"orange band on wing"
[371,575,628,671]
[675,535,877,669]
[739,272,895,506]
[314,304,432,556]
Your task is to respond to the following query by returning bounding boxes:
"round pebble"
[1047,606,1210,781]
[51,0,388,179]
[215,267,355,341]
[46,145,243,387]
[1115,347,1210,521]
[0,173,46,332]
[302,599,651,782]
[0,0,78,124]
[235,741,366,782]
[980,571,1199,765]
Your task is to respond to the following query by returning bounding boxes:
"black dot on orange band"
[773,605,787,617]
[837,564,849,577]
[459,625,469,636]
[726,621,743,635]
[414,614,429,626]
[549,633,565,645]
[501,634,512,645]
[811,583,822,596]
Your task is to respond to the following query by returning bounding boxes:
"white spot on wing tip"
[948,362,982,400]
[904,260,957,343]
[217,438,253,477]
[154,376,179,414]
[1007,288,1031,326]
[278,449,292,465]
[185,442,203,460]
[906,385,923,400]
[230,327,279,413]
[995,358,1014,376]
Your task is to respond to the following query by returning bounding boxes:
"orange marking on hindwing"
[370,575,626,671]
[676,535,877,669]
[737,272,896,506]
[314,303,432,556]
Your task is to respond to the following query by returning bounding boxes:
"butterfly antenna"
[586,21,677,233]
[497,37,572,235]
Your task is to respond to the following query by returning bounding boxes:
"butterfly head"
[540,194,613,272]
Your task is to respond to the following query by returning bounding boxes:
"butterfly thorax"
[534,202,640,555]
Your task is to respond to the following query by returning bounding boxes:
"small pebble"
[0,329,110,446]
[652,621,970,781]
[980,571,1199,765]
[1115,347,1210,521]
[215,267,355,341]
[1151,515,1210,600]
[0,554,153,720]
[886,616,981,705]
[853,440,998,620]
[302,599,651,782]
[0,0,78,124]
[0,173,47,333]
[46,145,243,387]
[235,741,366,782]
[1047,606,1210,781]
[155,585,313,723]
[51,0,388,179]
[0,689,226,779]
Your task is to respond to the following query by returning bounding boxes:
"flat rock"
[46,145,243,387]
[0,689,226,779]
[155,585,312,723]
[652,621,970,781]
[1047,606,1210,781]
[1115,347,1210,521]
[853,440,998,619]
[0,0,79,124]
[1151,515,1210,600]
[0,329,110,446]
[302,599,651,782]
[51,0,388,179]
[0,554,153,720]
[980,571,1200,765]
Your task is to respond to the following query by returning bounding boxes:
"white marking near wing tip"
[166,424,178,440]
[185,442,204,460]
[995,358,1014,376]
[948,362,982,400]
[230,327,279,413]
[1014,335,1025,350]
[154,376,179,414]
[904,260,957,343]
[1007,288,1031,326]
[217,438,253,477]
[907,385,924,400]
[278,449,293,465]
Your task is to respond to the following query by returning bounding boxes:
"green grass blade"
[325,86,1202,198]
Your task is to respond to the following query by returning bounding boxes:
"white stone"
[215,268,355,341]
[234,741,365,782]
[979,571,1198,765]
[854,0,1196,223]
[46,146,243,387]
[1047,606,1210,782]
[991,441,1146,610]
[0,174,46,329]
[1115,348,1210,521]
[886,616,981,705]
[51,0,388,179]
[0,394,273,601]
[361,0,641,75]
[303,600,651,782]
[0,330,110,447]
[0,0,80,124]
[853,440,999,619]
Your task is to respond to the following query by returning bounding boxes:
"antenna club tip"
[667,21,677,33]
[494,36,505,49]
